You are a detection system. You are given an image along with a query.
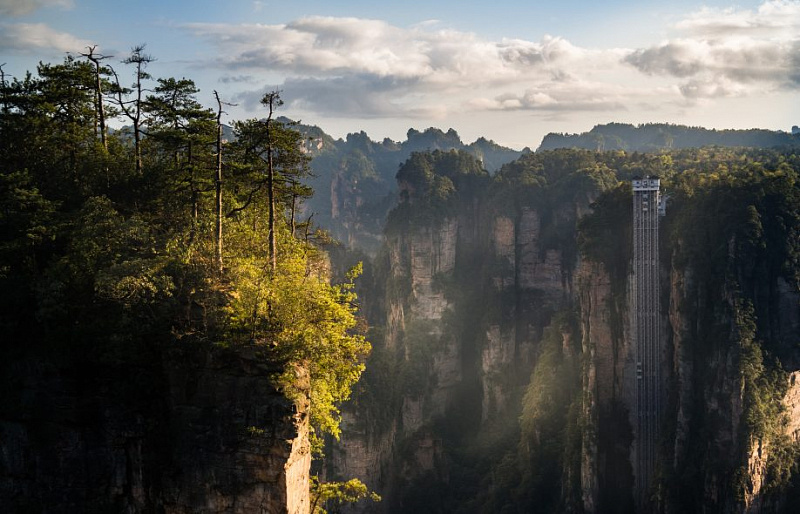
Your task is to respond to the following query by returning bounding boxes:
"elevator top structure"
[632,177,660,191]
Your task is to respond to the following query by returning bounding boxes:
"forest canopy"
[0,52,371,447]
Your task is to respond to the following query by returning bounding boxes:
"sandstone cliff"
[330,149,800,513]
[0,344,310,513]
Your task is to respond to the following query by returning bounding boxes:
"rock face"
[330,196,581,511]
[0,345,310,514]
[577,260,636,513]
[574,240,800,513]
[301,124,526,256]
[333,177,800,513]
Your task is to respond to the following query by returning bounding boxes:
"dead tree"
[213,91,236,273]
[80,45,111,151]
[0,63,8,115]
[113,44,155,175]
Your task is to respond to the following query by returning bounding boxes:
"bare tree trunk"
[188,139,198,245]
[304,213,314,243]
[267,121,276,273]
[0,63,9,115]
[214,90,224,273]
[290,193,297,238]
[81,46,109,151]
[116,45,154,176]
[133,61,143,175]
[261,92,281,274]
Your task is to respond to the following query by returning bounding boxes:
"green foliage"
[520,321,577,439]
[493,149,620,266]
[0,54,370,463]
[649,150,800,507]
[310,476,381,514]
[388,149,489,229]
[0,170,58,274]
[518,313,582,510]
[577,183,633,281]
[468,311,582,513]
[732,299,799,499]
[222,234,370,444]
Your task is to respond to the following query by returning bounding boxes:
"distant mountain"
[538,123,800,152]
[286,120,527,253]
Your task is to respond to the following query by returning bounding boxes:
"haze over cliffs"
[3,77,800,514]
[320,144,800,513]
[293,121,528,253]
[4,0,800,508]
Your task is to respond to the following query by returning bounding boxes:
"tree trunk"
[262,92,280,274]
[290,193,297,238]
[81,47,108,151]
[188,140,198,245]
[214,91,224,273]
[267,122,276,274]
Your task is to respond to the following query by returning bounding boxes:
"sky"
[1,0,799,149]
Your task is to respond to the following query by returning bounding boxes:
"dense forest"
[0,53,376,512]
[4,52,800,514]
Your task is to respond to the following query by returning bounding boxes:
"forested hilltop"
[286,121,527,253]
[0,54,375,512]
[540,122,800,152]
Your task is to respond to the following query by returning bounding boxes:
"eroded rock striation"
[0,345,310,513]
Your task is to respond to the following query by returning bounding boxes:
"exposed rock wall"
[577,247,800,513]
[0,345,310,514]
[408,218,456,322]
[332,200,580,510]
[336,176,800,513]
[740,370,800,514]
[577,260,637,512]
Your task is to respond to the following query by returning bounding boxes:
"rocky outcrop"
[408,219,457,321]
[333,158,800,512]
[741,371,800,513]
[332,196,582,510]
[161,347,311,514]
[518,207,567,299]
[0,345,310,514]
[577,260,637,512]
[330,411,396,493]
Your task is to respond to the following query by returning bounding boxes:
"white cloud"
[679,76,748,100]
[183,17,626,118]
[0,23,91,53]
[469,79,632,113]
[0,0,73,16]
[676,0,800,38]
[183,1,798,121]
[625,0,800,96]
[182,18,596,83]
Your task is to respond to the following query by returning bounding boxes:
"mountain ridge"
[539,122,800,152]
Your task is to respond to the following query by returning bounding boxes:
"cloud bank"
[0,0,73,17]
[183,1,798,119]
[183,18,624,118]
[626,0,800,97]
[0,22,91,53]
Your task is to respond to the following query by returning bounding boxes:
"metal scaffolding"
[632,177,663,508]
